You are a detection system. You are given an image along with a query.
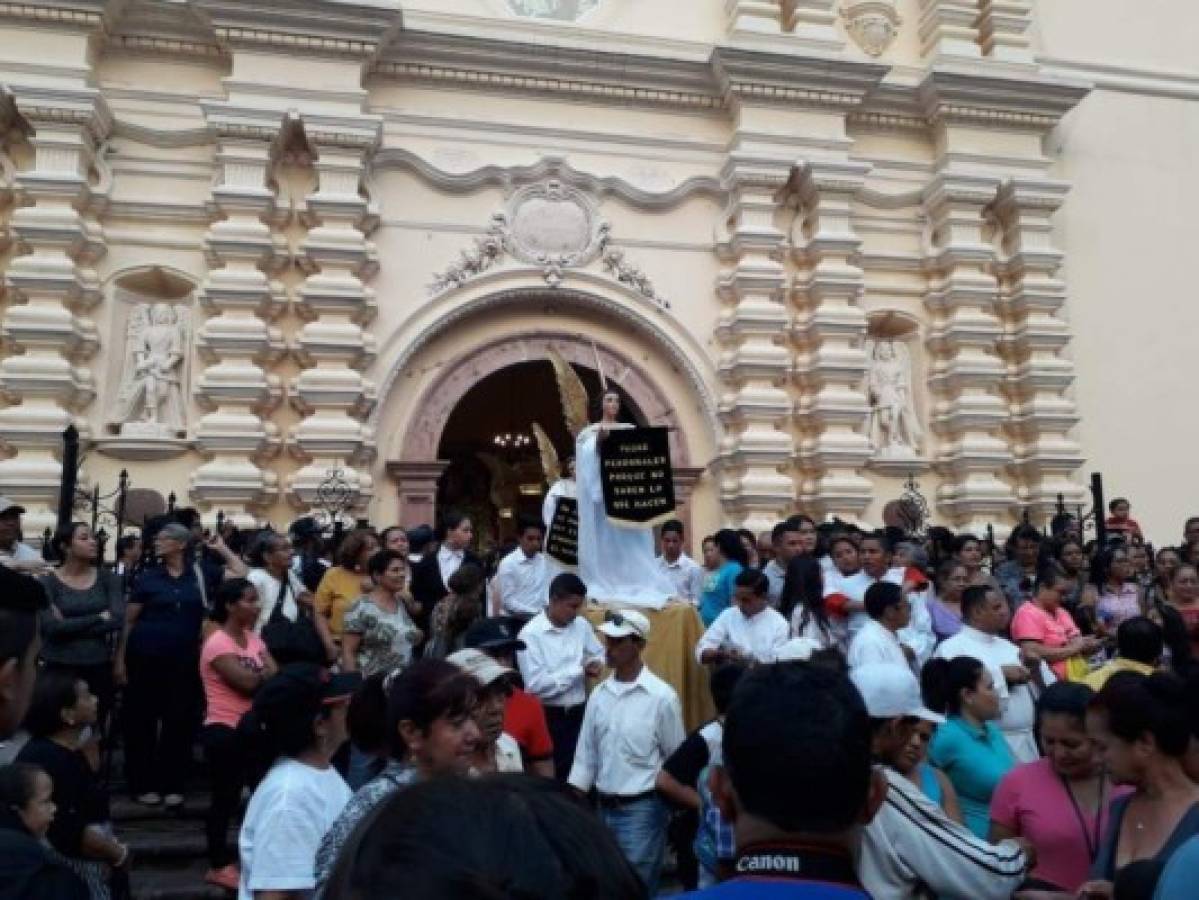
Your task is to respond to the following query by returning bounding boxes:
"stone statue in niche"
[866,338,922,457]
[110,303,189,438]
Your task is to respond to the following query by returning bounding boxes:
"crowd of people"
[2,491,1199,898]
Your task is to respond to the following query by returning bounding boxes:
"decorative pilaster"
[992,177,1082,519]
[716,156,795,532]
[791,160,874,519]
[191,133,286,524]
[288,134,379,515]
[977,0,1032,63]
[782,0,841,43]
[725,0,783,34]
[917,0,981,60]
[0,91,109,535]
[922,173,1014,533]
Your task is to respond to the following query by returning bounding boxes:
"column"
[917,0,982,60]
[0,94,108,535]
[791,160,874,520]
[782,0,841,43]
[191,136,286,524]
[977,0,1033,63]
[387,461,447,529]
[288,142,377,515]
[922,172,1014,533]
[716,156,795,533]
[992,177,1082,519]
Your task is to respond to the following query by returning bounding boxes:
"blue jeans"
[600,796,668,895]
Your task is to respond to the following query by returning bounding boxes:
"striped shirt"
[859,767,1027,899]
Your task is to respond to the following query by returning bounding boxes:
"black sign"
[599,426,676,527]
[545,496,578,567]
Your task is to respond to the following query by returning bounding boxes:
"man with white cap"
[447,648,524,775]
[0,497,45,574]
[568,608,685,895]
[850,663,1031,899]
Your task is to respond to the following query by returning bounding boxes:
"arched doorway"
[435,359,643,548]
[386,331,705,549]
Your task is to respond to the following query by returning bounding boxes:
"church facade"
[0,0,1193,544]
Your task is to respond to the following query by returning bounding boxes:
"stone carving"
[109,302,190,438]
[866,338,921,457]
[428,180,667,306]
[842,0,901,57]
[506,0,601,21]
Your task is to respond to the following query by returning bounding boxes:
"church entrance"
[434,359,642,553]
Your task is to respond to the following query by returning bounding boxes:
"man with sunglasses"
[569,608,685,895]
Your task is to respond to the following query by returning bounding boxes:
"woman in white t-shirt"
[237,663,359,900]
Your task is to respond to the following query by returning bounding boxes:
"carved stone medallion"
[505,180,606,275]
[841,0,901,57]
[506,0,601,22]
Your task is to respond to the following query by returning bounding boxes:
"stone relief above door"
[504,0,602,21]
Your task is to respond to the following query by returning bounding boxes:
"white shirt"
[655,553,704,603]
[239,758,351,900]
[516,611,604,708]
[898,587,937,668]
[247,567,308,631]
[695,605,790,665]
[437,544,465,589]
[859,767,1027,900]
[763,558,788,608]
[823,569,876,637]
[568,664,685,796]
[495,548,551,616]
[0,542,41,567]
[936,624,1053,763]
[848,618,912,671]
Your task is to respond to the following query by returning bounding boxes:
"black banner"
[599,426,676,527]
[545,496,578,567]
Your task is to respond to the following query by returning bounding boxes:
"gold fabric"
[582,602,715,732]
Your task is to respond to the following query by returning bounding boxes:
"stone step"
[123,818,233,861]
[131,858,232,900]
[113,796,211,823]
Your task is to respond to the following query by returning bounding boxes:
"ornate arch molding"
[397,331,692,467]
[372,271,720,457]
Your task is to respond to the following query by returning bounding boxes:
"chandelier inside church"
[492,431,531,450]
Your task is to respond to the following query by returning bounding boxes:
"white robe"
[575,423,676,609]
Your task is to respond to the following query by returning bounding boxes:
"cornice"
[191,0,401,58]
[200,102,381,151]
[374,27,719,111]
[711,44,888,110]
[0,1,107,29]
[4,84,113,144]
[370,151,725,211]
[919,67,1091,131]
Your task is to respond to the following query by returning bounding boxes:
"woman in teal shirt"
[923,655,1014,838]
[699,529,748,627]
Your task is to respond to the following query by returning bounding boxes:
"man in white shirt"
[935,584,1048,763]
[696,569,789,665]
[851,663,1030,900]
[491,517,551,621]
[0,498,46,575]
[517,572,604,782]
[654,519,704,604]
[848,582,915,672]
[569,609,685,895]
[762,520,803,608]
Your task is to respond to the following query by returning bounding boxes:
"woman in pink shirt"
[1011,567,1103,680]
[199,578,277,891]
[990,681,1129,893]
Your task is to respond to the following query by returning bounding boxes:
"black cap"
[252,663,361,722]
[464,618,526,654]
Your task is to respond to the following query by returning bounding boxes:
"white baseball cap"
[851,663,944,723]
[447,648,515,688]
[597,609,651,641]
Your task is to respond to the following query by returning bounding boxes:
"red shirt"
[504,687,553,763]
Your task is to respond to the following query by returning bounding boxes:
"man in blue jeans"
[684,661,885,898]
[567,609,685,894]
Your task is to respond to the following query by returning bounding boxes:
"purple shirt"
[927,597,963,642]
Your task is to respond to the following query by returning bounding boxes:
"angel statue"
[532,423,576,530]
[109,302,189,437]
[544,348,677,609]
[866,338,922,457]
